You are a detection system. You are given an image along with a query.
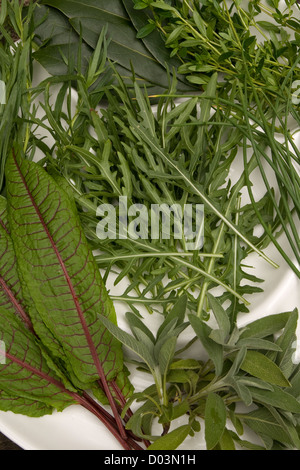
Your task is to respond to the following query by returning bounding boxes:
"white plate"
[1,36,300,450]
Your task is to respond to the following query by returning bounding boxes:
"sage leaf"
[204,393,227,450]
[5,151,131,398]
[98,314,156,371]
[240,351,291,387]
[0,391,53,418]
[239,312,293,339]
[188,314,223,376]
[207,293,231,342]
[247,386,300,413]
[147,424,191,450]
[241,408,300,449]
[40,0,181,91]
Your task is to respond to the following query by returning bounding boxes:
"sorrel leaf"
[0,199,139,446]
[5,151,130,400]
[0,302,76,412]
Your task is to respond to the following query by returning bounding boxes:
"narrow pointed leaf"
[98,314,156,371]
[239,312,293,340]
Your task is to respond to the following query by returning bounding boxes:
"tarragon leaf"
[5,151,131,402]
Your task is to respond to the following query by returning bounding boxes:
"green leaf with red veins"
[0,304,77,412]
[5,151,132,404]
[0,390,54,418]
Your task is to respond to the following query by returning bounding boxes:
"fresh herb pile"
[0,0,300,450]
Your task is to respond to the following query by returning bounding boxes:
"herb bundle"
[0,0,299,451]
